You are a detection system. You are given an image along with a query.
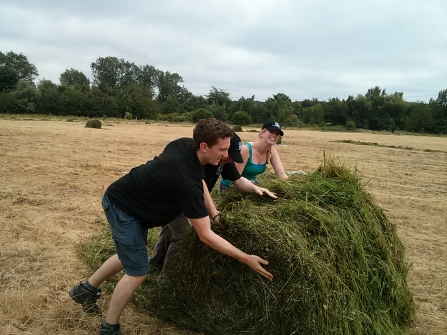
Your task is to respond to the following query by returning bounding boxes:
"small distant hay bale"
[277,135,282,144]
[232,125,243,132]
[85,119,102,129]
[140,160,414,334]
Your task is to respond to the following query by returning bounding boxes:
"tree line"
[1,50,446,133]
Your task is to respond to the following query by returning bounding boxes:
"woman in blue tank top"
[221,121,288,190]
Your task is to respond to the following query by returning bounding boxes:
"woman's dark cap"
[262,121,284,136]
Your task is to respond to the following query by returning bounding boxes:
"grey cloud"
[1,0,446,101]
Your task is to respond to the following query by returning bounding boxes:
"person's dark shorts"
[102,194,149,276]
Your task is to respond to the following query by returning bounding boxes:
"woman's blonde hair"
[259,129,273,164]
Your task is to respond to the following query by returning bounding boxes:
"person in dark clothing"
[69,119,273,335]
[148,133,277,284]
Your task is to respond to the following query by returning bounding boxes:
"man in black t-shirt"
[148,133,277,283]
[69,119,273,335]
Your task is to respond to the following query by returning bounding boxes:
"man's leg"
[158,214,190,284]
[148,225,172,271]
[70,194,149,334]
[104,273,147,324]
[69,254,123,315]
[88,254,124,286]
[69,194,128,315]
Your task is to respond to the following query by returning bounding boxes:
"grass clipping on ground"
[141,160,414,334]
[81,160,415,334]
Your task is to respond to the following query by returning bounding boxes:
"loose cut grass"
[133,160,414,334]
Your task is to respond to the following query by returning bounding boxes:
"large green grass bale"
[141,161,414,334]
[85,119,102,129]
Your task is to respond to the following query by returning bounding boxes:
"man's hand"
[241,254,273,281]
[254,186,277,199]
[210,211,221,224]
[190,216,273,281]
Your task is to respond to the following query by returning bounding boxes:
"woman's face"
[261,129,280,143]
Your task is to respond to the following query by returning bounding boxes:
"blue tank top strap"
[245,142,253,163]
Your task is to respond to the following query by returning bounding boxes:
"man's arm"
[202,180,219,220]
[189,216,273,281]
[232,177,277,199]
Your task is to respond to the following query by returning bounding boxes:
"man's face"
[204,137,231,166]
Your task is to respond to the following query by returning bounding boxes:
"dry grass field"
[0,117,446,334]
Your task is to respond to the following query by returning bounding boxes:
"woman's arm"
[270,147,288,179]
[234,143,250,174]
[232,177,277,198]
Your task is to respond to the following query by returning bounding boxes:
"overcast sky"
[1,0,446,102]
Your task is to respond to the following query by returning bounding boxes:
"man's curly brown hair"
[193,118,234,150]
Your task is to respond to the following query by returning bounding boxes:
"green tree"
[137,64,158,96]
[13,80,39,113]
[87,86,119,117]
[251,102,270,123]
[345,120,357,131]
[365,86,387,130]
[265,93,294,124]
[161,95,182,115]
[434,88,447,107]
[206,86,231,106]
[0,51,38,84]
[55,84,90,115]
[91,56,141,92]
[0,89,15,112]
[156,70,188,102]
[231,111,252,125]
[346,95,372,128]
[383,92,406,131]
[206,102,227,121]
[428,88,447,133]
[323,97,348,126]
[302,103,324,125]
[312,104,325,124]
[230,96,259,122]
[405,103,434,133]
[36,79,63,115]
[183,94,208,112]
[0,66,19,91]
[91,56,121,90]
[190,108,214,122]
[60,68,90,86]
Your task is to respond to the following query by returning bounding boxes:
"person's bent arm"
[232,177,277,199]
[270,147,288,179]
[189,216,273,281]
[202,180,219,220]
[234,144,250,175]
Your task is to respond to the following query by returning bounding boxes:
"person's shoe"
[99,322,120,335]
[69,282,102,315]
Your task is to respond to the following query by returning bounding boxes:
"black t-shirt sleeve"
[176,183,209,219]
[221,162,241,181]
